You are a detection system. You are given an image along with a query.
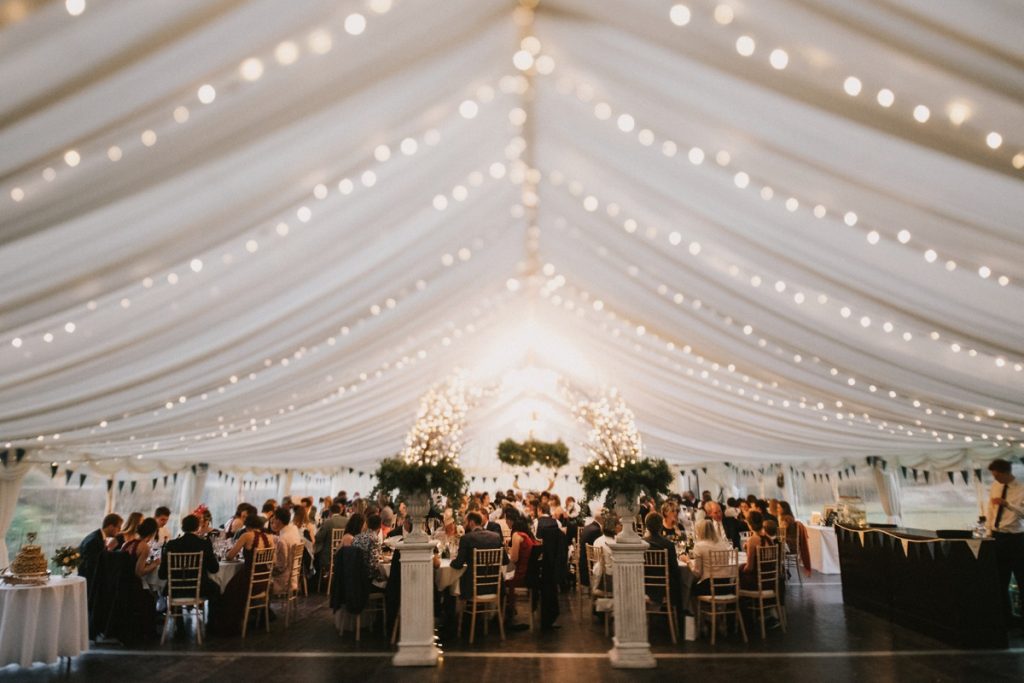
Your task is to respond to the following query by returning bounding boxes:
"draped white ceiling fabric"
[1,0,1022,479]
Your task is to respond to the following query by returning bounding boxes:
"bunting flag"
[106,479,114,492]
[14,448,26,463]
[851,465,857,476]
[79,474,87,487]
[924,543,936,560]
[163,475,168,487]
[973,469,983,482]
[901,466,908,479]
[0,450,7,467]
[965,539,982,560]
[130,481,137,494]
[117,480,125,493]
[191,464,197,475]
[961,470,969,485]
[900,538,910,556]
[172,472,178,484]
[152,477,158,490]
[947,472,955,485]
[912,469,919,482]
[825,473,831,482]
[65,470,74,485]
[856,530,865,546]
[837,470,843,481]
[50,463,59,478]
[923,471,931,484]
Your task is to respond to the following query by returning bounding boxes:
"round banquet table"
[210,560,244,591]
[0,576,89,668]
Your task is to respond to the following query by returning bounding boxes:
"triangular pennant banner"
[163,475,168,487]
[0,450,7,467]
[925,543,936,560]
[15,449,25,463]
[117,480,125,493]
[924,471,931,484]
[900,539,910,556]
[961,470,969,485]
[130,481,137,494]
[947,472,955,485]
[65,470,74,485]
[901,466,908,479]
[173,472,178,484]
[856,530,865,546]
[50,463,59,478]
[106,479,114,492]
[152,477,158,490]
[79,474,87,487]
[964,539,982,560]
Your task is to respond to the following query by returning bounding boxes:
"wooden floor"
[4,574,1023,682]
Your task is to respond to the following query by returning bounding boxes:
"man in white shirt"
[987,458,1024,623]
[272,508,302,548]
[154,506,172,545]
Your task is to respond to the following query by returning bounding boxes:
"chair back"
[166,551,203,603]
[471,547,504,598]
[738,530,752,547]
[755,542,781,592]
[584,544,599,588]
[287,542,303,591]
[330,528,346,554]
[249,546,276,599]
[642,548,671,594]
[707,548,740,597]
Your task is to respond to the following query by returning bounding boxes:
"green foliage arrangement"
[580,457,673,507]
[370,456,466,503]
[497,438,570,470]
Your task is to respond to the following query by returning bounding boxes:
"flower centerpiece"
[573,388,672,542]
[372,373,469,540]
[51,545,82,577]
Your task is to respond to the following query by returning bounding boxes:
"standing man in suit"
[449,511,507,598]
[535,503,562,535]
[159,514,220,600]
[78,513,123,590]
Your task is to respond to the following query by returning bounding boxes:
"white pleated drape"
[0,461,32,568]
[871,463,904,525]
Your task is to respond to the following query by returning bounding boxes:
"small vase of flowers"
[51,546,82,577]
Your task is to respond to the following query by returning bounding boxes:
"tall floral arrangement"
[372,372,468,502]
[573,388,672,506]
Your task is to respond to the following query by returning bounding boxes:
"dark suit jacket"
[645,533,684,611]
[485,521,502,536]
[578,521,602,587]
[721,517,743,549]
[536,516,560,534]
[78,529,106,588]
[450,527,506,597]
[159,533,220,599]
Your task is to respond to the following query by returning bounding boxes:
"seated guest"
[448,511,507,597]
[114,512,143,550]
[380,507,395,538]
[341,513,366,548]
[779,502,812,578]
[159,514,219,600]
[725,498,741,519]
[293,505,315,543]
[352,514,387,585]
[564,496,580,519]
[226,503,250,537]
[591,516,619,589]
[209,512,274,636]
[680,491,697,509]
[661,501,683,540]
[535,503,561,534]
[79,513,123,588]
[272,507,302,548]
[739,511,765,590]
[314,503,349,571]
[705,501,742,549]
[192,506,217,539]
[262,501,277,526]
[154,506,172,546]
[643,513,687,613]
[687,519,733,596]
[505,510,538,630]
[121,517,162,580]
[432,512,463,548]
[578,513,603,587]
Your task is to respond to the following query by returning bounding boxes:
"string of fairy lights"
[548,73,1017,292]
[534,240,1023,448]
[7,0,398,207]
[5,78,514,353]
[8,161,518,446]
[18,284,517,463]
[540,162,1023,374]
[663,2,1023,172]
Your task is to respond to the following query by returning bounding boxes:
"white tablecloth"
[0,576,89,668]
[210,560,244,591]
[805,525,841,574]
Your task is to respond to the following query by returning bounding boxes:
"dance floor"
[3,574,1022,682]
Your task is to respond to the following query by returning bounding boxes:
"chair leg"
[758,599,766,639]
[160,608,172,644]
[391,615,400,645]
[241,604,250,638]
[709,607,717,646]
[355,613,361,642]
[469,603,477,644]
[497,601,505,641]
[736,605,748,643]
[668,605,677,644]
[456,600,464,638]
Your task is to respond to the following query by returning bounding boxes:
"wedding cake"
[10,544,48,576]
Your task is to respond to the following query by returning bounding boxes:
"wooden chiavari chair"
[738,542,786,638]
[241,545,276,637]
[642,549,677,644]
[696,548,747,645]
[456,548,505,644]
[161,551,205,644]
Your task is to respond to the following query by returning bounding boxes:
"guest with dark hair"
[739,511,765,590]
[988,457,1024,621]
[122,517,161,580]
[341,513,366,547]
[353,514,385,584]
[643,512,688,614]
[209,511,273,636]
[314,503,348,579]
[450,511,506,598]
[505,509,538,630]
[154,506,172,545]
[159,514,219,600]
[78,513,123,588]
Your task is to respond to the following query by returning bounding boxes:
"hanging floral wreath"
[497,438,570,470]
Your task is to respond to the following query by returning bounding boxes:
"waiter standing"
[987,458,1024,625]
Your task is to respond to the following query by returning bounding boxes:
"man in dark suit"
[159,514,220,600]
[706,502,742,548]
[535,503,562,534]
[78,513,122,590]
[449,511,507,598]
[644,512,690,615]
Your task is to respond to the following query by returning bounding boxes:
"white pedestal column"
[393,494,439,667]
[392,538,439,666]
[608,498,656,669]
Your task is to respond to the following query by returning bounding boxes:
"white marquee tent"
[1,0,1023,563]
